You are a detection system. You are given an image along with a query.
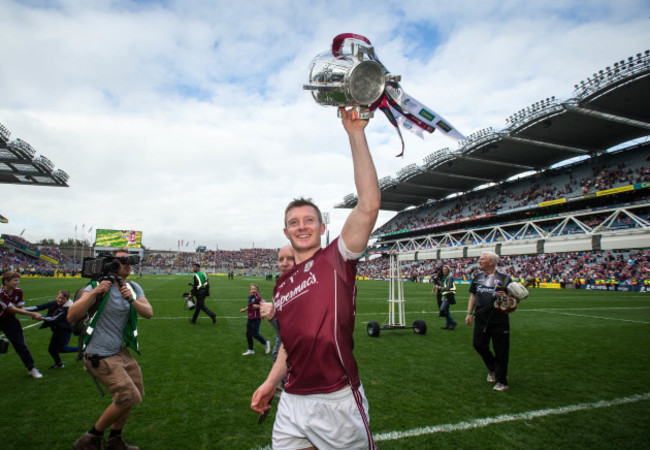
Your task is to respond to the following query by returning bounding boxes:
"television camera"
[81,253,141,287]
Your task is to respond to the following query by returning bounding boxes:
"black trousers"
[0,317,35,370]
[191,292,215,322]
[246,318,267,350]
[48,329,78,364]
[473,313,510,385]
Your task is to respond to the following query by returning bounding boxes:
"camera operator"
[439,265,458,330]
[189,263,216,325]
[68,248,153,450]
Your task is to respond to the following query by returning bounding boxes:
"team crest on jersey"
[304,261,314,272]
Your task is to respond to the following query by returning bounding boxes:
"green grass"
[2,276,649,449]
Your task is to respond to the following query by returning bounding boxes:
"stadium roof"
[337,49,650,212]
[0,122,70,188]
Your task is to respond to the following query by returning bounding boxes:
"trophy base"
[337,106,374,120]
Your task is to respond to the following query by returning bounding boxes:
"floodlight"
[9,139,36,160]
[0,123,10,144]
[33,155,54,174]
[52,169,69,183]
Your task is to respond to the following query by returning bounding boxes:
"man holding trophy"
[251,106,380,450]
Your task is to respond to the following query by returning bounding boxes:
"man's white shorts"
[272,384,375,449]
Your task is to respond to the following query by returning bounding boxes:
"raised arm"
[339,107,381,254]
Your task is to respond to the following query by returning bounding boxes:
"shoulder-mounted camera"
[81,253,141,284]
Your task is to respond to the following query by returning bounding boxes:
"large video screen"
[95,229,143,248]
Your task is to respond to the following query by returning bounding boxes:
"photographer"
[68,249,153,450]
[430,266,444,313]
[189,263,216,325]
[439,265,458,330]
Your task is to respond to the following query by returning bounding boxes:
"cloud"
[0,0,648,250]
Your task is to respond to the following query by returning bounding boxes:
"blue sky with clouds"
[0,0,648,250]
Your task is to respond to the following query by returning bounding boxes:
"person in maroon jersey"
[0,271,44,378]
[251,107,380,449]
[239,284,271,356]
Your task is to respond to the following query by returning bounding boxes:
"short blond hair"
[284,197,322,226]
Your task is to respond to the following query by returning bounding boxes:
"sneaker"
[487,371,496,383]
[48,363,64,369]
[211,316,216,324]
[104,435,139,450]
[493,382,509,391]
[242,350,255,356]
[440,326,449,329]
[28,368,43,379]
[188,319,195,324]
[265,341,271,354]
[449,322,457,330]
[73,432,103,450]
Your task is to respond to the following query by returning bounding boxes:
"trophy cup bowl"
[303,50,387,119]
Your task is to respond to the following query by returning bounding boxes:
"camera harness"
[81,279,140,353]
[79,279,140,396]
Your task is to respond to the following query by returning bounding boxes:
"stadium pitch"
[1,275,648,449]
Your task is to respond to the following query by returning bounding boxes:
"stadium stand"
[141,248,278,275]
[349,49,650,294]
[358,249,649,287]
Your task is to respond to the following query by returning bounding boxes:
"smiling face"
[284,205,326,256]
[55,291,69,305]
[478,253,496,274]
[277,245,295,275]
[5,276,19,290]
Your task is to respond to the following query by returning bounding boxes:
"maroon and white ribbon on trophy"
[332,33,466,156]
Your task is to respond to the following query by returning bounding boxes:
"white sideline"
[373,392,650,442]
[538,310,650,324]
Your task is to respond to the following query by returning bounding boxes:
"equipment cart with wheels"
[366,253,427,337]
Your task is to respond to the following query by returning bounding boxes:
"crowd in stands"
[142,248,278,272]
[0,251,77,276]
[358,249,649,286]
[36,245,68,262]
[375,145,650,236]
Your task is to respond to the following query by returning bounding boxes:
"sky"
[0,0,648,251]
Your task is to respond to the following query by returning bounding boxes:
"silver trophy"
[303,35,400,119]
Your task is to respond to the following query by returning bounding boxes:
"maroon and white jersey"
[273,237,361,395]
[0,286,24,320]
[247,293,262,319]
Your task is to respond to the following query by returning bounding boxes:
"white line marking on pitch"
[373,392,650,442]
[537,310,650,324]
